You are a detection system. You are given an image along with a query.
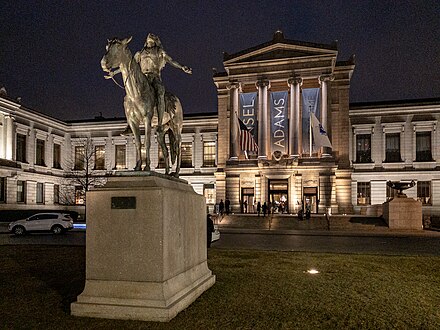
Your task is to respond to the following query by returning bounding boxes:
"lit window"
[53,144,62,169]
[75,186,85,205]
[203,141,216,167]
[417,181,431,205]
[94,145,105,170]
[74,146,85,170]
[204,184,215,205]
[416,132,432,162]
[17,180,26,203]
[36,139,46,166]
[181,142,193,168]
[356,134,371,163]
[357,182,370,205]
[36,182,44,204]
[54,184,59,204]
[115,145,126,169]
[16,134,27,162]
[385,133,401,162]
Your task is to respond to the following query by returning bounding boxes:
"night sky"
[1,1,439,121]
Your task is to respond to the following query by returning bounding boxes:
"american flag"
[238,117,258,152]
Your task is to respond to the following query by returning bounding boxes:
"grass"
[1,245,440,329]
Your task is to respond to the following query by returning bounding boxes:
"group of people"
[218,199,230,216]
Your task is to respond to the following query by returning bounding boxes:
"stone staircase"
[215,214,388,231]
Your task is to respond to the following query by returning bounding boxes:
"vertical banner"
[239,92,258,139]
[270,91,289,154]
[302,88,320,153]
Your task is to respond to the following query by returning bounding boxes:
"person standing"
[219,199,225,216]
[243,200,248,214]
[257,201,261,216]
[262,202,267,217]
[207,214,214,248]
[225,199,230,215]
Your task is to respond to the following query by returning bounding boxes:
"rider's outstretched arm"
[164,53,192,74]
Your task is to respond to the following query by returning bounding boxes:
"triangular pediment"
[223,31,338,65]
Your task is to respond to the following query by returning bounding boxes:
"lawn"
[1,245,440,329]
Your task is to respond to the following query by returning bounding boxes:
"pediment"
[223,34,338,66]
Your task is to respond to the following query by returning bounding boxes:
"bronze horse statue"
[100,36,183,176]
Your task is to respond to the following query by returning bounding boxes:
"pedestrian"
[219,199,224,216]
[262,202,267,216]
[243,200,248,213]
[268,201,272,215]
[257,201,261,216]
[225,199,230,215]
[207,214,214,248]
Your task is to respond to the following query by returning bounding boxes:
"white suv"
[8,213,74,235]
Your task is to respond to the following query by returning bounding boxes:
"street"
[1,228,440,256]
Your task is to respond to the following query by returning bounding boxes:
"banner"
[270,91,288,154]
[239,92,257,133]
[302,88,320,154]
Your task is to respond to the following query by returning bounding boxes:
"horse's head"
[101,36,132,73]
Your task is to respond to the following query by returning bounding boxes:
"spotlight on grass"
[306,269,320,274]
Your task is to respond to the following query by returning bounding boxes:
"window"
[416,132,433,162]
[94,145,105,170]
[75,186,85,205]
[385,133,401,162]
[203,141,216,167]
[54,184,59,204]
[356,134,372,163]
[115,145,126,169]
[36,139,46,166]
[36,182,44,204]
[181,142,193,168]
[417,181,431,205]
[0,177,6,203]
[16,133,27,162]
[53,143,62,169]
[357,182,370,205]
[74,146,85,170]
[17,180,26,203]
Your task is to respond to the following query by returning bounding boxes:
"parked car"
[8,213,74,235]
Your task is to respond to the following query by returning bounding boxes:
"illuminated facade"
[1,32,439,218]
[213,31,440,216]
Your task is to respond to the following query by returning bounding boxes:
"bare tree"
[61,137,107,207]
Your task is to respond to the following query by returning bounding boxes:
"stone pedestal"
[383,195,423,230]
[71,173,215,322]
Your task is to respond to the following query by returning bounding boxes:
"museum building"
[1,31,439,218]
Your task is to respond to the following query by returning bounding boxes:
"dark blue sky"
[1,1,439,120]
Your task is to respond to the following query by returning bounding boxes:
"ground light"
[306,269,320,274]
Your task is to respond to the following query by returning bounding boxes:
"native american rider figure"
[106,33,192,134]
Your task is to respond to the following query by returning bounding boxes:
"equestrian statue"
[101,35,191,177]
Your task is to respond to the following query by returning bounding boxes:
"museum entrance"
[269,179,288,213]
[303,187,318,214]
[241,188,254,213]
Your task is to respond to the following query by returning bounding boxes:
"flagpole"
[309,105,312,157]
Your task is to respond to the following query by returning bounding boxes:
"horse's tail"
[169,129,177,165]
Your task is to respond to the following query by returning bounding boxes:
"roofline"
[350,97,440,110]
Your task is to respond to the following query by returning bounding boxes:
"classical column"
[319,75,333,157]
[227,82,241,160]
[5,115,14,160]
[288,77,302,158]
[256,79,270,159]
